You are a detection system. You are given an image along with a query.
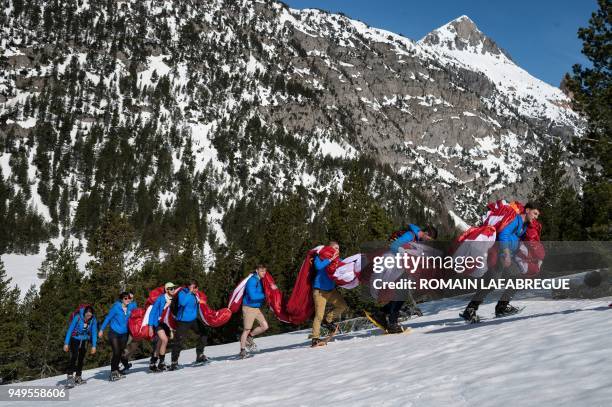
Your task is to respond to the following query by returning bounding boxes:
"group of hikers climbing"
[64,199,547,385]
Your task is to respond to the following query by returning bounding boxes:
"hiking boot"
[157,361,167,371]
[311,338,324,347]
[109,370,124,381]
[65,374,75,388]
[239,349,249,359]
[460,306,480,323]
[149,356,158,372]
[387,323,404,334]
[410,307,423,317]
[245,335,258,352]
[370,311,389,330]
[168,362,179,371]
[195,354,209,364]
[495,301,520,317]
[74,376,84,385]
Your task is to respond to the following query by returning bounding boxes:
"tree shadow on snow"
[424,306,610,335]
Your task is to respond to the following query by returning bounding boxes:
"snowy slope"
[5,295,611,406]
[419,16,578,127]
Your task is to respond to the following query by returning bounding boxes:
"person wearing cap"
[98,292,134,381]
[239,265,270,358]
[63,305,97,386]
[147,282,177,372]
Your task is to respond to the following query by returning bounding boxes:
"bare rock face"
[421,16,511,58]
[0,0,583,227]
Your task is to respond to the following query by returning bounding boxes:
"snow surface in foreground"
[5,295,611,407]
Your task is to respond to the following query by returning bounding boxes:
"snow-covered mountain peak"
[419,15,578,126]
[420,15,511,60]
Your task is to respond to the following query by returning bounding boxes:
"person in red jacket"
[515,219,545,276]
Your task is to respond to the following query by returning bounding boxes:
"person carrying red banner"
[515,219,546,277]
[147,282,177,372]
[169,280,209,370]
[310,241,348,347]
[239,265,270,359]
[460,202,541,323]
[368,224,437,334]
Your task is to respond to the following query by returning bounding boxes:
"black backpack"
[170,290,182,317]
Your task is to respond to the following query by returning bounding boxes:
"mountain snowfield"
[0,0,584,294]
[5,294,611,407]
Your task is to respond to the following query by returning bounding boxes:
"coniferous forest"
[0,0,609,383]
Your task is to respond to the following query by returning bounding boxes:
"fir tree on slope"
[25,242,84,380]
[566,0,612,241]
[530,143,583,241]
[0,260,24,384]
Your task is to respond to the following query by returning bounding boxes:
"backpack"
[170,289,183,317]
[68,303,93,323]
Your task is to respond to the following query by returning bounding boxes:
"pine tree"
[25,242,84,379]
[530,143,583,240]
[84,212,138,308]
[566,0,612,240]
[0,260,25,384]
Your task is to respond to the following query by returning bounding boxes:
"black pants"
[382,301,405,325]
[66,338,88,376]
[470,261,522,307]
[108,330,128,372]
[171,319,207,363]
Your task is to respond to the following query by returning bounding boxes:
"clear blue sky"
[283,0,595,87]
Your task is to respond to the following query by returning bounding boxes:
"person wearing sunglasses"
[98,292,134,381]
[120,290,139,373]
[148,282,177,372]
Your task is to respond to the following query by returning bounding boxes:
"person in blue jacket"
[370,224,437,333]
[98,292,134,381]
[63,305,97,386]
[169,280,208,371]
[120,290,139,373]
[239,265,270,358]
[311,241,348,347]
[462,202,541,322]
[147,282,177,372]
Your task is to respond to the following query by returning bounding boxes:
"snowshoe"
[149,363,160,373]
[311,338,325,347]
[322,321,338,335]
[245,335,258,352]
[239,349,250,359]
[410,307,424,317]
[386,324,404,334]
[460,307,480,324]
[495,303,523,318]
[109,370,125,381]
[157,362,167,371]
[168,362,179,371]
[194,354,209,365]
[74,376,86,386]
[65,375,75,389]
[364,310,389,332]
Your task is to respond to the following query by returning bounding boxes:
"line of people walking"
[63,200,544,383]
